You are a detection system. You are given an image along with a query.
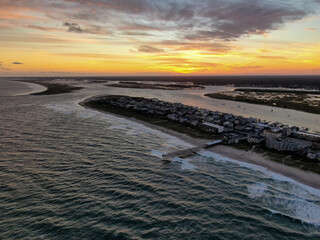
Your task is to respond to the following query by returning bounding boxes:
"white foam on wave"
[172,157,196,170]
[126,129,140,136]
[248,182,268,199]
[45,98,320,226]
[198,150,320,197]
[149,150,196,171]
[106,118,193,149]
[47,101,319,192]
[82,102,193,148]
[46,100,194,152]
[199,150,320,226]
[46,101,111,119]
[268,198,320,226]
[150,150,164,158]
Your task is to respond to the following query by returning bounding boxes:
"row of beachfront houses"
[101,96,320,160]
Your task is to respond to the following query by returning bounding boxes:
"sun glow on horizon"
[0,0,320,76]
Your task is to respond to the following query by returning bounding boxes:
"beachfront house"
[294,131,320,142]
[263,129,282,139]
[201,122,224,133]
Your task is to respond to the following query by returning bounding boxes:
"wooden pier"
[162,140,223,161]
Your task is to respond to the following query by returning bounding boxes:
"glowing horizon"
[1,0,320,77]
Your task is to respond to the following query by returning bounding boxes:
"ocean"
[0,80,320,239]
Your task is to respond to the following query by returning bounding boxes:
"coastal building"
[244,126,253,132]
[253,123,269,131]
[223,121,234,129]
[263,129,282,139]
[201,122,224,133]
[282,127,292,137]
[294,131,320,142]
[266,137,312,152]
[266,138,299,152]
[234,125,245,131]
[247,136,265,144]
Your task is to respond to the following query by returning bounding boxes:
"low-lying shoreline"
[80,95,320,190]
[107,81,205,90]
[205,90,320,115]
[13,81,48,96]
[18,80,84,95]
[32,83,83,95]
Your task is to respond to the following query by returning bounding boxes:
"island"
[32,83,83,95]
[16,79,85,95]
[205,88,320,114]
[106,81,205,90]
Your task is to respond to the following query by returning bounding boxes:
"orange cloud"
[306,28,317,31]
[0,9,42,20]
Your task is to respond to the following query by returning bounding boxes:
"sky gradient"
[1,0,320,76]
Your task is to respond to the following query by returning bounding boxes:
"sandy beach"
[14,81,47,96]
[79,95,320,190]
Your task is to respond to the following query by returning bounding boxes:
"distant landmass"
[3,75,320,89]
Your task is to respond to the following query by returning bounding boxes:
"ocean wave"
[268,201,320,226]
[199,150,320,226]
[150,150,164,158]
[46,100,194,154]
[198,150,320,197]
[48,99,320,227]
[150,150,196,171]
[248,182,268,199]
[172,157,197,170]
[106,120,193,149]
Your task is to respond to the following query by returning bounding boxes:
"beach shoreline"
[79,95,320,190]
[16,80,84,95]
[13,81,47,96]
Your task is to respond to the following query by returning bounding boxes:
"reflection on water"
[0,80,320,239]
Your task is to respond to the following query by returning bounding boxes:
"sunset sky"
[1,0,320,76]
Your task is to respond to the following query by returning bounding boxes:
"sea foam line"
[46,100,194,150]
[198,150,320,197]
[199,150,320,226]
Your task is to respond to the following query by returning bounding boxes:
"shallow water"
[0,80,46,96]
[1,80,320,239]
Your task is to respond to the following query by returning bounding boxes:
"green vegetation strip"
[234,88,320,94]
[107,82,204,90]
[32,83,83,95]
[205,92,320,115]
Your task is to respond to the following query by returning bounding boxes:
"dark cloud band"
[1,0,320,52]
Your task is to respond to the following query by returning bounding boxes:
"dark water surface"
[1,81,320,239]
